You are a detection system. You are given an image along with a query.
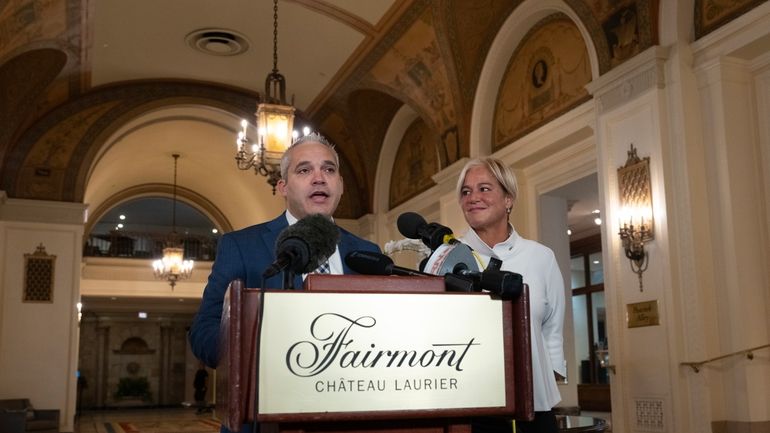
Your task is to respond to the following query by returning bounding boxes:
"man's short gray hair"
[279,132,340,180]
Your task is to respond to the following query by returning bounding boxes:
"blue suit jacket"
[189,212,380,368]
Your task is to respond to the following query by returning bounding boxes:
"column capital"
[586,45,670,113]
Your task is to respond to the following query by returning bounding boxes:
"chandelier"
[153,153,194,289]
[235,0,296,194]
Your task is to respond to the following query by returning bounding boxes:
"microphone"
[421,242,522,300]
[346,250,520,299]
[263,214,339,278]
[345,251,431,277]
[397,212,457,250]
[454,267,523,300]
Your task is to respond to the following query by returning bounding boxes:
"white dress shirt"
[460,226,566,411]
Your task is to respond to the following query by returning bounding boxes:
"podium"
[217,275,533,433]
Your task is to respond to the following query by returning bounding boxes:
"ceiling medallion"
[185,28,250,56]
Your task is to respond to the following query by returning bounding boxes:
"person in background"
[456,157,565,433]
[188,132,380,433]
[193,362,209,414]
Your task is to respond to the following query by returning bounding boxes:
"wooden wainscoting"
[578,384,611,412]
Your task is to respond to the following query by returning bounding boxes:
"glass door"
[570,234,611,411]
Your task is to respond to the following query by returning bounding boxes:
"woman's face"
[459,165,512,232]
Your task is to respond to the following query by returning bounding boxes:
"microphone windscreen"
[397,212,426,239]
[422,242,480,276]
[277,214,339,273]
[345,250,393,276]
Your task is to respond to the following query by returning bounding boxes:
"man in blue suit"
[189,133,380,432]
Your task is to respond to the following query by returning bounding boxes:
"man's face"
[277,141,343,219]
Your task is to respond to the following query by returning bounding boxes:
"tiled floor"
[74,408,612,432]
[75,407,216,433]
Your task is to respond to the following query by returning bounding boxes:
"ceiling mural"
[493,15,592,151]
[0,48,66,164]
[369,8,458,167]
[1,81,257,202]
[601,2,644,67]
[0,1,65,58]
[17,102,116,200]
[0,0,86,112]
[695,0,767,38]
[445,0,522,103]
[389,118,440,209]
[318,109,373,218]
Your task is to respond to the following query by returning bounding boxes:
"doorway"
[545,172,611,412]
[570,234,611,411]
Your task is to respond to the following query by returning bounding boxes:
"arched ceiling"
[4,0,762,225]
[83,105,284,232]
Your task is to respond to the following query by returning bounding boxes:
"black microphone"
[345,250,431,277]
[420,242,522,300]
[397,212,456,250]
[263,214,339,278]
[454,267,523,300]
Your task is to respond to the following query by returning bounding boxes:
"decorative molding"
[495,100,594,169]
[287,0,377,37]
[586,45,669,114]
[694,0,767,40]
[431,156,469,196]
[81,257,210,283]
[691,1,770,67]
[0,193,86,225]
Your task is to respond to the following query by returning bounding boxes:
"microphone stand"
[282,269,297,290]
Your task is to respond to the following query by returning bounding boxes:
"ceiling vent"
[186,29,249,56]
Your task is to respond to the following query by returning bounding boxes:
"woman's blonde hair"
[456,157,518,203]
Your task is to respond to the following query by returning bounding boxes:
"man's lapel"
[259,213,292,288]
[260,213,288,257]
[338,230,355,274]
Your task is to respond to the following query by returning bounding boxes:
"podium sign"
[217,276,533,432]
[259,292,506,415]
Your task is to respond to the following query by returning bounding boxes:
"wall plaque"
[626,300,659,328]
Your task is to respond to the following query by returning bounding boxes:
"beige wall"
[0,194,86,433]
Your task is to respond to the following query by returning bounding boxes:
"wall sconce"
[617,144,653,291]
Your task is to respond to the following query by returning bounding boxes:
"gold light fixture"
[235,0,296,193]
[617,144,653,291]
[153,154,194,289]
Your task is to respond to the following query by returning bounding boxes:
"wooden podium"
[216,275,533,433]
